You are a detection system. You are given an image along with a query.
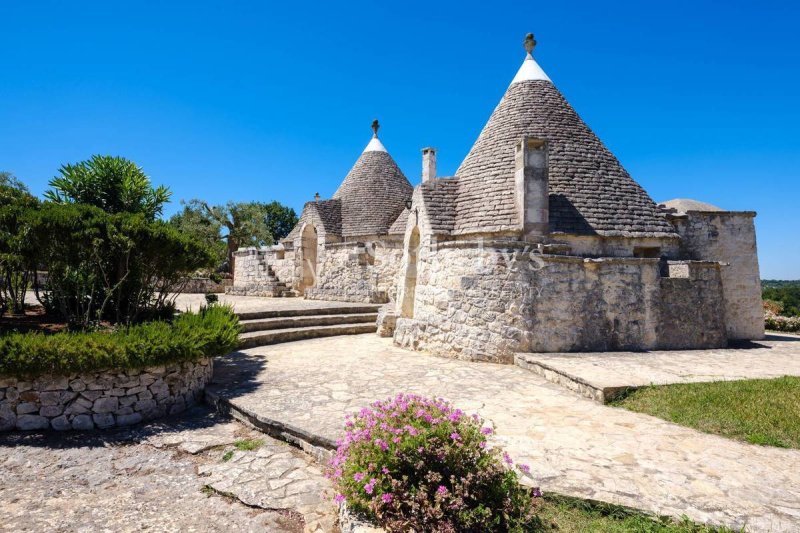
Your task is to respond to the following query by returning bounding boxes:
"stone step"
[240,313,379,333]
[237,304,382,321]
[238,323,378,349]
[514,353,630,404]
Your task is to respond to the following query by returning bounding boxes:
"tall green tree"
[169,204,227,270]
[179,200,298,271]
[45,155,171,219]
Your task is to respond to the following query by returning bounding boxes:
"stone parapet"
[0,359,213,432]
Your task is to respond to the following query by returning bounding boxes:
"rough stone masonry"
[231,33,764,363]
[0,359,212,431]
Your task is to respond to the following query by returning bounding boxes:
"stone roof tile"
[333,148,413,238]
[453,78,677,238]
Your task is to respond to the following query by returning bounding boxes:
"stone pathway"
[208,334,800,532]
[0,407,337,532]
[516,333,800,402]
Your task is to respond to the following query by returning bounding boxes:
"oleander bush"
[765,310,800,333]
[328,393,541,532]
[0,305,239,378]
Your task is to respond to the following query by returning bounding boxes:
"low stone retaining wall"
[0,358,213,431]
[182,277,232,294]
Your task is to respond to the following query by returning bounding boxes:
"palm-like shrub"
[45,155,170,220]
[328,393,541,532]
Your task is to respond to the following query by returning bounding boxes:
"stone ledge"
[0,358,213,432]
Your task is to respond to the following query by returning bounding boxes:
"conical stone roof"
[453,35,676,238]
[333,121,413,237]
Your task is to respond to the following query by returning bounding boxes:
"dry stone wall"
[669,212,764,340]
[0,359,212,432]
[230,248,295,297]
[658,262,728,349]
[393,239,727,363]
[181,277,232,294]
[306,238,404,303]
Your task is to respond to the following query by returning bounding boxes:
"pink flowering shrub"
[328,393,541,532]
[765,310,800,332]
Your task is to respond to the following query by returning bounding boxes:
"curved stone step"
[237,304,381,321]
[238,323,377,349]
[240,313,379,333]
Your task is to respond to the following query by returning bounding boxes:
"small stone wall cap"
[659,198,723,214]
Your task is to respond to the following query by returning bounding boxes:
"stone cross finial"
[371,119,380,138]
[524,33,537,55]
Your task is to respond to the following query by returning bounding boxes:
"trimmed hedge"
[0,305,240,378]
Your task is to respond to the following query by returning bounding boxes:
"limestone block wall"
[394,241,534,362]
[230,248,281,296]
[670,212,764,340]
[393,239,727,363]
[658,261,727,349]
[374,239,405,300]
[0,359,212,432]
[181,277,232,294]
[305,237,403,303]
[556,234,681,259]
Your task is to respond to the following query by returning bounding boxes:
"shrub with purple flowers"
[328,393,542,532]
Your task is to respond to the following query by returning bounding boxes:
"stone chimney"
[514,137,549,238]
[421,147,437,182]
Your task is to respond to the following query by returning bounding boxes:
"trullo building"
[232,34,764,363]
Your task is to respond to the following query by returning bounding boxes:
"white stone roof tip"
[363,136,388,153]
[510,53,551,84]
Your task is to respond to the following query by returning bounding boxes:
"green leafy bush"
[26,203,215,326]
[762,282,800,317]
[0,305,239,378]
[328,394,541,532]
[0,172,39,316]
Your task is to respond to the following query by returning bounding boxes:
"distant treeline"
[762,280,800,317]
[762,280,800,289]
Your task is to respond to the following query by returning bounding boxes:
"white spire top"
[363,119,388,153]
[510,32,551,85]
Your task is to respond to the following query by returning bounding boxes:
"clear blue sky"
[1,1,798,278]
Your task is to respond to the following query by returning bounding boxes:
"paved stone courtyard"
[6,293,800,532]
[516,333,800,402]
[209,334,800,532]
[0,407,337,532]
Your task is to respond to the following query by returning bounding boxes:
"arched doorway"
[401,227,420,318]
[300,224,318,292]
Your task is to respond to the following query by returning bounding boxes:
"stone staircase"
[237,304,381,349]
[227,264,295,297]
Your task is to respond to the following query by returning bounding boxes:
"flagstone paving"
[0,407,337,533]
[208,334,800,533]
[516,333,800,402]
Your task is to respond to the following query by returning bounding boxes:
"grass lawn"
[536,494,733,532]
[612,376,800,448]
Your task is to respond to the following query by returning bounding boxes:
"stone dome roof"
[332,121,413,237]
[451,36,677,238]
[659,198,722,214]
